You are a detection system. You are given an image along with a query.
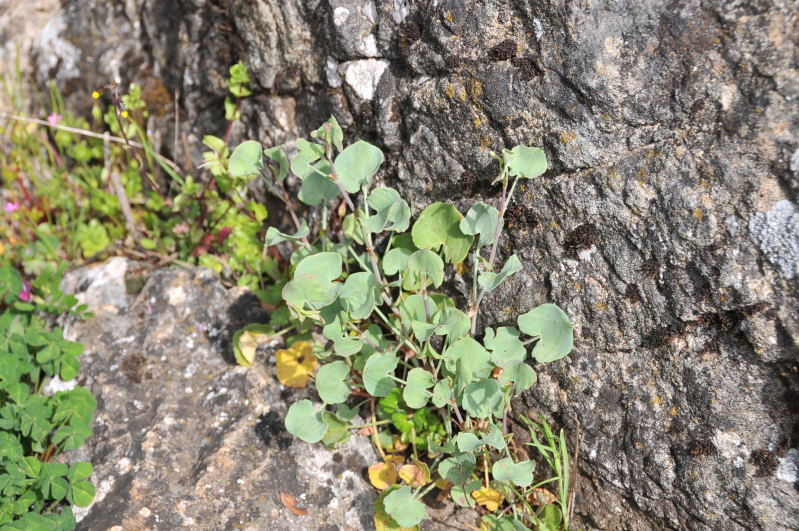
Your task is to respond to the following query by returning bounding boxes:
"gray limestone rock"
[60,259,377,530]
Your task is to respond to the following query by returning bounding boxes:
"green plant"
[230,116,575,529]
[1,62,266,289]
[0,265,96,529]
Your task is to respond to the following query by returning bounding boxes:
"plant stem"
[347,419,393,430]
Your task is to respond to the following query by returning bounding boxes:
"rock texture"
[9,0,799,529]
[59,258,378,530]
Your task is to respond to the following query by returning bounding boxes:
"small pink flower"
[3,202,19,212]
[47,112,62,126]
[18,283,31,302]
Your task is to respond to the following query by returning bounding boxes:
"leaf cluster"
[0,267,96,529]
[230,117,575,529]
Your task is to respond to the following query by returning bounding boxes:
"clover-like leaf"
[228,140,263,177]
[363,187,411,233]
[282,252,342,310]
[403,368,434,409]
[67,480,95,507]
[503,145,547,179]
[460,202,500,249]
[67,462,92,483]
[384,486,428,528]
[517,303,574,363]
[276,341,317,388]
[285,399,328,443]
[316,361,351,404]
[492,457,535,487]
[478,254,522,293]
[411,203,474,264]
[334,140,384,193]
[484,326,526,366]
[263,220,309,248]
[462,379,503,419]
[363,352,399,397]
[402,249,444,291]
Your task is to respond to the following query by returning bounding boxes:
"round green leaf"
[264,220,310,248]
[462,379,503,419]
[333,140,384,193]
[59,355,79,381]
[342,272,380,320]
[363,352,399,397]
[442,337,491,377]
[438,452,476,484]
[228,140,263,177]
[316,361,351,404]
[517,303,574,363]
[290,138,324,178]
[491,457,535,487]
[503,146,547,179]
[298,166,338,206]
[285,400,328,443]
[282,252,342,310]
[402,249,444,291]
[431,379,452,408]
[411,203,473,264]
[383,486,428,528]
[460,202,500,249]
[403,368,434,409]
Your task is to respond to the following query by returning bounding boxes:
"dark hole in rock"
[487,38,517,61]
[254,411,292,451]
[564,224,598,258]
[750,449,778,477]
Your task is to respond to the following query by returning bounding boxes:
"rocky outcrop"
[10,0,799,528]
[59,258,378,530]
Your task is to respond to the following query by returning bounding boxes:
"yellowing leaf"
[276,341,317,388]
[233,324,276,367]
[369,462,399,490]
[472,486,504,511]
[399,463,429,487]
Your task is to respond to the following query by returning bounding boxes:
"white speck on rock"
[749,199,799,279]
[361,33,379,57]
[777,448,799,483]
[342,59,389,100]
[185,387,193,394]
[393,0,410,23]
[333,7,350,26]
[790,148,799,174]
[533,18,544,41]
[326,57,342,87]
[577,245,597,261]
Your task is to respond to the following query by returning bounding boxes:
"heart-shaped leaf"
[497,360,537,396]
[363,352,399,397]
[228,140,262,177]
[341,271,380,320]
[264,220,309,248]
[478,254,522,293]
[382,247,413,276]
[460,202,501,249]
[285,399,328,443]
[290,138,324,178]
[484,326,526,366]
[517,303,573,363]
[298,162,338,206]
[282,252,342,311]
[442,337,491,377]
[438,452,476,484]
[503,146,547,179]
[316,361,350,404]
[402,250,444,291]
[411,203,473,264]
[364,187,411,233]
[462,379,503,419]
[333,140,384,193]
[383,486,428,528]
[492,457,536,487]
[403,368,434,409]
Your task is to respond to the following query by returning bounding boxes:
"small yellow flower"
[120,110,129,118]
[91,91,100,99]
[275,341,317,388]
